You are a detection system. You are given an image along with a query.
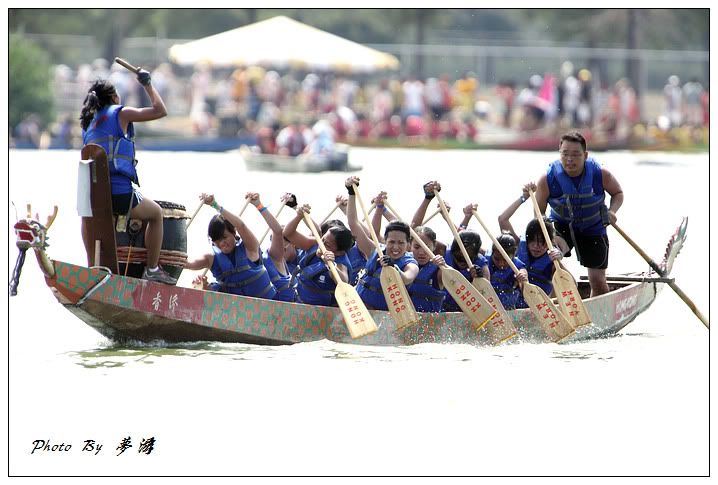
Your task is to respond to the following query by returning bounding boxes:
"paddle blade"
[441,267,497,329]
[522,282,575,343]
[472,277,518,344]
[335,281,378,339]
[380,266,420,330]
[552,267,592,327]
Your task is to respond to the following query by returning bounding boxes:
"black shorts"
[554,222,609,270]
[111,191,141,215]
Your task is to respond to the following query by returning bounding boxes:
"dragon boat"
[11,206,688,347]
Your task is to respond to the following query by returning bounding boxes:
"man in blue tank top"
[534,131,624,297]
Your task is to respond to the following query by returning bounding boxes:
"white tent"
[168,16,400,73]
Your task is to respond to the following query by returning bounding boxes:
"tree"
[9,33,54,131]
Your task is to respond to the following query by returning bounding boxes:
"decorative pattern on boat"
[47,259,660,346]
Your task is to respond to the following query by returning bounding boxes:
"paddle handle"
[612,222,709,329]
[383,201,436,260]
[258,202,287,245]
[471,211,521,275]
[422,208,441,225]
[114,57,140,74]
[302,212,343,284]
[434,191,474,269]
[362,201,377,223]
[352,184,385,258]
[321,202,341,224]
[528,190,562,271]
[186,201,205,229]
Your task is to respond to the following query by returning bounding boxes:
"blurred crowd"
[12,58,709,150]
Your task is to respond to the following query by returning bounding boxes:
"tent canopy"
[168,16,400,73]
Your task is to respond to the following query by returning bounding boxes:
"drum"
[115,200,189,280]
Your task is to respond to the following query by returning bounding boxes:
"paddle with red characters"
[302,211,378,339]
[472,209,575,343]
[383,200,497,331]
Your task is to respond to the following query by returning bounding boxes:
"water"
[7,147,709,476]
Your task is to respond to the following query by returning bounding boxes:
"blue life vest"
[442,249,488,312]
[262,250,296,302]
[211,241,277,299]
[82,105,139,195]
[546,158,607,235]
[296,244,352,306]
[407,261,445,313]
[357,248,417,311]
[347,244,366,286]
[487,254,527,310]
[517,238,553,295]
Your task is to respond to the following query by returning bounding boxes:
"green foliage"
[9,33,54,130]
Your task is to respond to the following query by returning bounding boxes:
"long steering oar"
[193,198,252,289]
[472,210,575,343]
[258,201,287,246]
[611,222,709,329]
[434,192,516,344]
[301,212,378,339]
[529,190,592,328]
[353,185,420,330]
[384,201,497,330]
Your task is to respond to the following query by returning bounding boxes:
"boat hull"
[46,260,660,346]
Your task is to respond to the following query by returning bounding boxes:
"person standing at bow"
[534,131,624,297]
[80,70,175,284]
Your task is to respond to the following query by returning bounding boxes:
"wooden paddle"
[321,201,342,224]
[193,198,252,289]
[611,222,709,329]
[434,192,517,344]
[472,210,575,343]
[384,201,497,330]
[422,208,441,225]
[301,212,378,339]
[114,57,140,74]
[258,201,287,245]
[529,190,592,328]
[353,185,420,330]
[186,200,205,229]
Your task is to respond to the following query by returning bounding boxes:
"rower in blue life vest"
[407,226,447,312]
[534,131,624,297]
[498,182,567,297]
[185,193,277,299]
[255,192,300,302]
[487,232,529,310]
[282,204,354,307]
[80,73,175,284]
[344,177,419,311]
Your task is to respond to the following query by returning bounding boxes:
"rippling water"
[7,147,709,476]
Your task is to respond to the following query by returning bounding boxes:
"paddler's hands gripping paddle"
[434,191,517,344]
[383,201,497,330]
[301,210,377,339]
[192,196,252,290]
[353,184,420,330]
[529,189,592,328]
[472,209,575,343]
